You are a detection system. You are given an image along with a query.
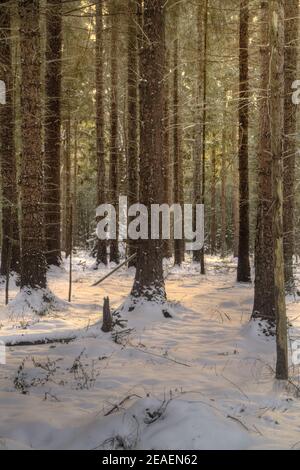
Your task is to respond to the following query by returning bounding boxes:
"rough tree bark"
[283,0,299,291]
[193,0,205,264]
[220,118,227,258]
[44,0,62,267]
[163,49,172,259]
[173,34,185,266]
[0,0,20,275]
[252,0,275,322]
[127,0,139,266]
[210,141,216,255]
[130,0,166,304]
[95,0,107,266]
[237,0,251,282]
[269,0,288,380]
[109,1,120,264]
[19,0,47,290]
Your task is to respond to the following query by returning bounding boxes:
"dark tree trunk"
[173,35,184,266]
[95,0,107,266]
[283,0,298,291]
[44,0,62,267]
[237,0,251,282]
[0,0,20,275]
[131,0,166,303]
[252,0,275,322]
[109,1,119,264]
[127,0,139,266]
[269,0,288,380]
[19,0,47,289]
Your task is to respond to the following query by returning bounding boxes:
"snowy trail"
[0,254,300,449]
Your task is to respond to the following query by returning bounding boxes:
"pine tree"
[44,0,62,267]
[18,0,47,293]
[95,0,107,266]
[130,0,166,305]
[173,32,185,266]
[283,0,299,291]
[210,140,217,255]
[109,0,120,264]
[0,0,20,275]
[269,0,288,380]
[237,0,251,283]
[127,0,139,265]
[252,0,275,322]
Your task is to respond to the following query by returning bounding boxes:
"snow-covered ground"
[0,253,300,450]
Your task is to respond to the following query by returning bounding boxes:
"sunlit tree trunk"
[44,0,62,267]
[269,0,288,380]
[283,0,299,291]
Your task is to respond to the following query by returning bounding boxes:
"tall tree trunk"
[44,0,62,267]
[0,0,20,275]
[193,0,205,263]
[163,49,172,259]
[173,35,184,266]
[237,0,251,282]
[231,124,239,258]
[252,0,275,321]
[64,98,72,258]
[210,141,216,255]
[95,0,107,266]
[19,0,47,290]
[200,0,208,274]
[109,1,119,264]
[283,0,298,291]
[127,0,139,265]
[131,0,166,304]
[220,118,227,258]
[269,0,288,380]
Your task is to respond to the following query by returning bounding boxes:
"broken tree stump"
[101,296,112,332]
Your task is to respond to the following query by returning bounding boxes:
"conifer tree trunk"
[232,127,239,258]
[95,0,107,266]
[220,121,227,258]
[237,0,251,282]
[109,1,119,264]
[210,141,216,255]
[163,49,172,259]
[131,0,166,303]
[19,0,47,290]
[64,99,72,259]
[127,0,139,265]
[0,0,20,275]
[283,0,299,291]
[252,0,275,321]
[44,0,62,267]
[193,0,205,263]
[173,35,184,266]
[269,0,288,380]
[200,0,208,274]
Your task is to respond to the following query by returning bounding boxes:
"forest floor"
[0,253,300,450]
